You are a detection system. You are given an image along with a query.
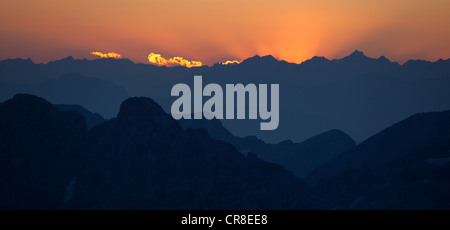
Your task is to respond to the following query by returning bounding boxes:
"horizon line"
[1,50,449,67]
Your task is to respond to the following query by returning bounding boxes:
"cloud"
[90,52,121,59]
[221,60,241,65]
[148,53,202,68]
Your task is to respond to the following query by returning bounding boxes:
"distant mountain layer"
[0,73,129,118]
[1,51,449,143]
[180,119,356,178]
[306,110,450,184]
[309,140,450,209]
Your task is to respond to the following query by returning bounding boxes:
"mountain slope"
[0,94,87,209]
[256,129,356,178]
[179,119,356,178]
[69,97,309,209]
[54,104,106,129]
[0,94,310,209]
[309,139,450,209]
[37,73,129,118]
[306,110,450,184]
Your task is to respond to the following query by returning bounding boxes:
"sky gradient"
[1,0,449,65]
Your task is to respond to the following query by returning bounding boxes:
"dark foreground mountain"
[180,119,356,178]
[0,94,87,209]
[306,110,450,184]
[54,104,106,129]
[0,94,308,209]
[70,97,309,209]
[2,94,450,209]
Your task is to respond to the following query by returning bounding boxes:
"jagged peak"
[301,56,330,65]
[46,56,76,65]
[241,54,279,65]
[349,50,366,57]
[377,55,390,63]
[333,50,378,64]
[0,57,35,64]
[117,97,182,131]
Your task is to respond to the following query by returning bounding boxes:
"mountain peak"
[335,50,373,63]
[260,54,278,61]
[0,57,35,65]
[94,57,135,65]
[241,54,279,65]
[301,56,330,65]
[117,97,182,131]
[47,56,76,65]
[348,50,367,58]
[351,50,364,55]
[59,56,75,62]
[377,55,390,63]
[6,94,55,112]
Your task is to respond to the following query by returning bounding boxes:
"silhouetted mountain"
[2,93,450,210]
[255,130,356,178]
[179,118,236,142]
[37,73,129,118]
[301,56,330,66]
[70,97,309,209]
[0,73,129,119]
[54,104,106,129]
[180,118,356,178]
[0,58,47,84]
[240,55,281,66]
[338,50,367,61]
[0,94,87,209]
[309,139,450,209]
[1,51,450,144]
[0,94,310,209]
[306,110,450,184]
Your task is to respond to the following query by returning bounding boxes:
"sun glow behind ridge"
[1,0,449,64]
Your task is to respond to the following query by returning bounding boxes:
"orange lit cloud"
[221,60,241,65]
[90,52,121,59]
[148,53,202,68]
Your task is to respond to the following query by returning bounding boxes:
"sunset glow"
[1,0,449,64]
[147,53,202,68]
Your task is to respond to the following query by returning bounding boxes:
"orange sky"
[1,0,449,65]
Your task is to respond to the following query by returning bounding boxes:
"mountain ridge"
[3,50,449,67]
[2,50,450,143]
[306,110,450,184]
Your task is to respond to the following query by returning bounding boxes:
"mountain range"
[179,118,356,178]
[0,94,309,209]
[1,93,450,209]
[2,51,450,143]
